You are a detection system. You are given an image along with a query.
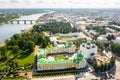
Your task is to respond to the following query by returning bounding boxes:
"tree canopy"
[33,21,78,34]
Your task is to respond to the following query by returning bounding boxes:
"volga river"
[0,12,48,44]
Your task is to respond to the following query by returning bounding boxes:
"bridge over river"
[0,11,54,44]
[6,20,38,24]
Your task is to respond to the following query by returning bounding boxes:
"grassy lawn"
[54,55,68,61]
[14,52,34,66]
[0,22,4,25]
[0,64,7,71]
[1,77,26,80]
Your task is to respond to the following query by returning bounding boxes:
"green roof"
[73,53,86,64]
[65,42,74,48]
[77,53,84,59]
[37,49,46,59]
[37,59,73,66]
[37,42,86,66]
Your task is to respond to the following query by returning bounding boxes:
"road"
[115,57,120,78]
[34,45,39,56]
[112,53,120,79]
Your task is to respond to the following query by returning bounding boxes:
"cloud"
[37,0,44,3]
[9,0,19,3]
[0,0,120,8]
[24,0,31,4]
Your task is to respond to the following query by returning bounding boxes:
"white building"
[116,37,120,44]
[58,32,87,39]
[102,50,112,59]
[97,36,107,42]
[80,40,98,59]
[50,37,57,43]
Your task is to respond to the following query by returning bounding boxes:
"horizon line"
[0,8,120,9]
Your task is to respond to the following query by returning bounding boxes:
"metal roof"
[37,42,86,66]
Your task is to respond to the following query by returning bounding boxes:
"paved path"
[115,59,120,78]
[112,53,120,79]
[34,45,39,56]
[26,46,39,78]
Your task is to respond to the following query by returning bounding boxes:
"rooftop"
[37,42,86,66]
[95,51,112,66]
[37,52,86,66]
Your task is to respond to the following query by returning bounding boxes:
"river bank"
[0,12,51,44]
[0,16,20,27]
[0,23,34,47]
[0,42,5,47]
[0,22,4,25]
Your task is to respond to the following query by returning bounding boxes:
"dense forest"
[86,26,106,35]
[33,21,78,34]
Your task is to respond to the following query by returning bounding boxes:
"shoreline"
[0,12,48,47]
[0,24,34,48]
[0,16,20,26]
[0,42,5,47]
[0,16,36,47]
[0,22,5,25]
[0,17,20,47]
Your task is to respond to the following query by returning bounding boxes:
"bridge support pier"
[30,21,33,24]
[6,20,36,24]
[10,21,13,24]
[5,21,8,24]
[17,21,19,24]
[24,21,26,24]
[35,21,38,23]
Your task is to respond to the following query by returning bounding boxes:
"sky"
[0,0,120,8]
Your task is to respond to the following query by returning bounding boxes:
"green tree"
[27,41,35,53]
[0,46,6,56]
[37,34,43,45]
[13,34,21,40]
[42,38,49,48]
[12,45,20,54]
[107,34,112,41]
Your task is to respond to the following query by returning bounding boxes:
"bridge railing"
[5,20,37,24]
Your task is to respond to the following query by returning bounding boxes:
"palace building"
[36,42,86,71]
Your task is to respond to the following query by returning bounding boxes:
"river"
[0,12,48,44]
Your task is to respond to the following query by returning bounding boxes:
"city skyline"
[0,0,120,8]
